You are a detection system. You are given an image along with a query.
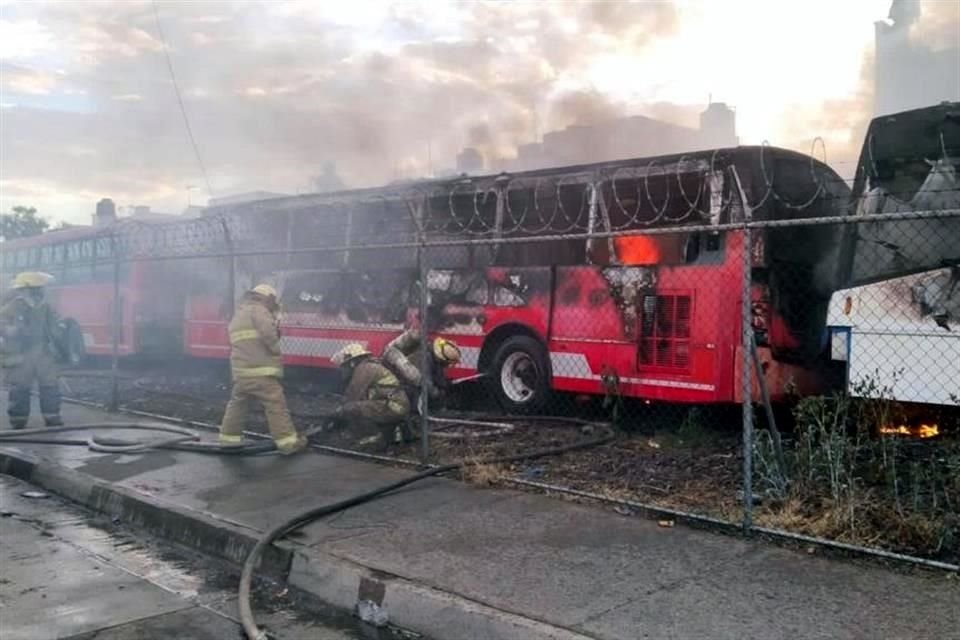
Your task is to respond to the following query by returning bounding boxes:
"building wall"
[500,103,738,173]
[874,1,960,116]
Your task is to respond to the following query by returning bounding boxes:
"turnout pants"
[219,376,301,453]
[344,395,412,447]
[3,352,61,429]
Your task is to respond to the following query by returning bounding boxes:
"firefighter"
[381,328,461,406]
[218,284,305,454]
[330,343,411,448]
[0,272,65,429]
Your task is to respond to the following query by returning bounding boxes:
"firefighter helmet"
[12,272,54,289]
[432,337,461,365]
[251,283,278,299]
[331,343,371,367]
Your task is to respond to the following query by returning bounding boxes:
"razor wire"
[85,132,949,263]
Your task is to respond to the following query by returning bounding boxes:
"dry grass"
[756,491,952,554]
[461,459,510,487]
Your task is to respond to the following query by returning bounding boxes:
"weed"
[753,371,959,559]
[462,460,508,487]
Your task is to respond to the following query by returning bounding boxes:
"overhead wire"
[151,0,214,198]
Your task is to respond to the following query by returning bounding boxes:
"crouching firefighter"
[0,272,66,429]
[330,344,411,449]
[218,284,305,454]
[381,328,462,410]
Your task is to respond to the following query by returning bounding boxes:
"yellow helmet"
[251,283,278,299]
[432,337,461,365]
[12,272,54,289]
[331,343,371,366]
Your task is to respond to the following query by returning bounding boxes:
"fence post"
[218,215,236,319]
[109,233,121,412]
[418,240,431,465]
[740,222,755,531]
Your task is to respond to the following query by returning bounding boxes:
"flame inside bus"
[615,234,661,265]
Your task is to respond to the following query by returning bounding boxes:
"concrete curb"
[0,447,596,640]
[0,448,291,577]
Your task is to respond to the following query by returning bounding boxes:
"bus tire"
[61,319,86,367]
[487,335,551,414]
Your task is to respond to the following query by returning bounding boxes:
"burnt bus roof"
[0,217,169,250]
[1,224,110,249]
[852,101,960,202]
[205,145,850,223]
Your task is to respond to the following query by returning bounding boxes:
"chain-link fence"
[2,113,958,566]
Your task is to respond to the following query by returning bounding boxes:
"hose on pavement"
[0,423,276,455]
[0,415,617,639]
[237,416,615,640]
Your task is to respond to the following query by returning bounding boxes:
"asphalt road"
[0,474,407,640]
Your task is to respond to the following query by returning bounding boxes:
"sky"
[0,0,957,225]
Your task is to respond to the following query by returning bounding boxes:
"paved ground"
[0,474,400,639]
[1,398,959,640]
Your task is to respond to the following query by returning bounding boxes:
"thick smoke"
[779,0,959,178]
[0,1,680,221]
[2,1,953,223]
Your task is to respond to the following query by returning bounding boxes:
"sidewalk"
[1,399,957,640]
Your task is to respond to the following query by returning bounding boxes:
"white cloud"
[5,68,57,94]
[0,19,55,60]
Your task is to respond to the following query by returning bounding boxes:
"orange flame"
[879,424,940,438]
[615,234,661,265]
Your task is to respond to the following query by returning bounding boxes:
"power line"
[151,0,213,198]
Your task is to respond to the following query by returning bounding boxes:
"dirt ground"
[62,361,744,514]
[60,361,956,564]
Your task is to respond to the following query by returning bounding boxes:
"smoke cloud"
[1,0,955,222]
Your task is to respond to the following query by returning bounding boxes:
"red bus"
[6,104,954,415]
[178,146,853,411]
[0,222,184,361]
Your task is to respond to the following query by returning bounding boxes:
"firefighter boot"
[276,433,307,455]
[39,384,63,426]
[7,385,30,430]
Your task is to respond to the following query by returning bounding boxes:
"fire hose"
[237,415,615,640]
[0,413,616,639]
[0,423,276,455]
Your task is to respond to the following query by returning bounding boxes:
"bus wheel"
[62,319,86,367]
[488,335,550,414]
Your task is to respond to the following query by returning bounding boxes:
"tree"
[0,206,49,241]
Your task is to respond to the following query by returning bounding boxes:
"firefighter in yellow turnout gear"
[330,344,411,449]
[219,284,305,454]
[0,272,65,429]
[381,328,461,405]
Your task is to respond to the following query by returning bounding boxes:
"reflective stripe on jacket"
[228,297,282,379]
[0,293,62,368]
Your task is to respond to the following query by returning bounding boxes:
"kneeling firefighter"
[381,328,461,408]
[0,272,67,429]
[218,284,305,454]
[330,344,411,449]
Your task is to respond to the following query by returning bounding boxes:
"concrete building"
[874,0,960,116]
[498,102,738,173]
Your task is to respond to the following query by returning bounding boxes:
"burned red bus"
[184,146,852,411]
[0,222,183,361]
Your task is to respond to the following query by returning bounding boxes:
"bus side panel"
[184,295,230,359]
[827,269,958,406]
[132,262,186,357]
[548,261,738,404]
[49,282,136,357]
